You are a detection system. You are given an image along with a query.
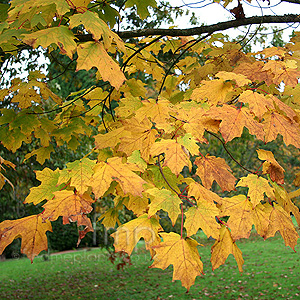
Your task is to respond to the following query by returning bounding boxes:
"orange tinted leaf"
[207,105,264,142]
[257,149,285,184]
[263,111,300,148]
[211,226,244,273]
[42,190,95,221]
[150,232,204,291]
[63,215,93,246]
[195,155,236,191]
[0,215,52,262]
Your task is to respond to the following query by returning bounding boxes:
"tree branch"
[114,14,300,39]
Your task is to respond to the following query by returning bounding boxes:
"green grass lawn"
[0,233,299,300]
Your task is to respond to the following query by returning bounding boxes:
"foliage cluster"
[0,0,300,290]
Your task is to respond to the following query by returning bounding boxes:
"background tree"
[0,0,300,291]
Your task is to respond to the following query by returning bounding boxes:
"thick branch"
[114,14,300,39]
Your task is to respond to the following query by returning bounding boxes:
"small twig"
[156,155,180,196]
[206,130,255,174]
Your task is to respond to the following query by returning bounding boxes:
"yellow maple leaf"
[151,139,191,175]
[220,195,253,240]
[22,26,76,59]
[264,204,299,251]
[257,149,285,184]
[111,214,162,256]
[76,41,125,89]
[195,154,236,191]
[207,105,264,142]
[211,226,244,273]
[175,104,219,142]
[123,194,149,216]
[69,11,124,50]
[0,215,52,262]
[41,190,95,221]
[184,202,220,238]
[272,182,300,227]
[145,188,181,225]
[187,181,222,205]
[91,157,147,198]
[263,110,300,148]
[216,71,251,87]
[118,117,158,162]
[252,203,272,237]
[150,232,204,291]
[135,98,173,132]
[191,79,233,105]
[236,174,275,207]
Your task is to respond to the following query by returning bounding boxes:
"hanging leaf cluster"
[0,0,300,291]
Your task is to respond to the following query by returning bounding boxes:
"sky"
[171,0,300,44]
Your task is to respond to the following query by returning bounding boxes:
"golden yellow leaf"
[91,157,147,198]
[0,215,52,262]
[220,195,253,240]
[216,71,251,87]
[135,98,173,132]
[22,26,76,59]
[252,203,272,237]
[118,117,158,162]
[123,194,149,216]
[211,226,244,273]
[191,79,233,105]
[187,181,222,205]
[145,188,181,225]
[195,155,236,191]
[150,232,204,291]
[76,41,125,89]
[264,204,299,251]
[151,139,191,175]
[184,201,220,238]
[111,214,162,256]
[257,149,285,184]
[272,182,300,227]
[236,174,275,207]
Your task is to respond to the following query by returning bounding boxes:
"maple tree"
[1,0,300,291]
